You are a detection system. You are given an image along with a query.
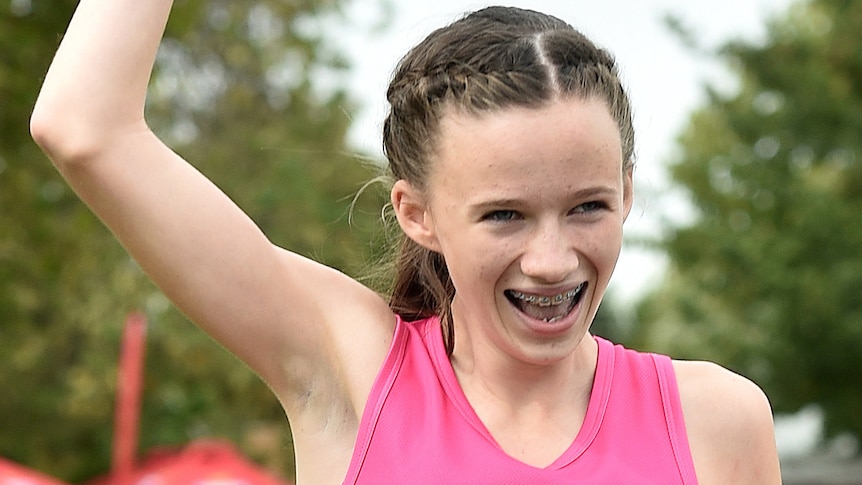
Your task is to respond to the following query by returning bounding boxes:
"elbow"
[30,90,142,168]
[30,102,100,168]
[29,106,61,159]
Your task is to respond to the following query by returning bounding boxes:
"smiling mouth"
[504,283,587,323]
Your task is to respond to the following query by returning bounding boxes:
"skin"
[31,1,781,483]
[396,98,633,467]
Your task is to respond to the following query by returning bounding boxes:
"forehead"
[429,98,624,199]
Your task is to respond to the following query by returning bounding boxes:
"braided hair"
[382,6,635,355]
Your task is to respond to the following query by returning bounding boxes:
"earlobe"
[391,180,441,252]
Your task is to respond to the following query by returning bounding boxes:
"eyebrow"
[470,186,620,209]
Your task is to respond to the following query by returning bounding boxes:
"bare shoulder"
[673,360,782,485]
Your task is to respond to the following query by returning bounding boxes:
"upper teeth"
[509,285,583,307]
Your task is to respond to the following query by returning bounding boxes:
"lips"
[504,283,587,323]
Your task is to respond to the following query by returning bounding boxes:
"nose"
[519,222,579,284]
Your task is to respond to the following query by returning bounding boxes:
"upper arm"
[30,0,394,431]
[44,126,394,402]
[674,360,782,485]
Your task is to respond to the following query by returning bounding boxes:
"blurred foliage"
[1,0,387,481]
[636,0,862,441]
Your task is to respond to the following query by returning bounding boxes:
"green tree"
[1,0,384,480]
[636,0,862,442]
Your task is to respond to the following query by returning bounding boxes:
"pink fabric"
[343,315,699,484]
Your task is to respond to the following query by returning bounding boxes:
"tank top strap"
[651,352,699,484]
[344,314,409,483]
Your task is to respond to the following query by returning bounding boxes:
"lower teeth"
[506,284,586,323]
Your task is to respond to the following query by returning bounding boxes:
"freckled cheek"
[454,242,515,288]
[474,248,511,278]
[439,234,504,283]
[584,227,624,275]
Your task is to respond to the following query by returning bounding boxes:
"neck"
[447,312,599,466]
[448,306,598,414]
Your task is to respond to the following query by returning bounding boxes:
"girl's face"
[395,97,632,366]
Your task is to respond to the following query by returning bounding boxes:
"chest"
[344,337,695,484]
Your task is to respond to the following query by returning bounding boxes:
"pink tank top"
[343,315,699,484]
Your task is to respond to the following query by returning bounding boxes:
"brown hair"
[382,6,635,355]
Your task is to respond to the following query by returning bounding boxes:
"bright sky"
[335,0,795,303]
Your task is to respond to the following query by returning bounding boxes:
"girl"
[32,2,781,483]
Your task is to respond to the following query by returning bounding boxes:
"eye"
[483,210,520,222]
[571,200,609,215]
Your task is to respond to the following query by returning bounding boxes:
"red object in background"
[2,312,292,485]
[88,440,288,485]
[97,312,293,485]
[0,458,70,485]
[112,312,147,484]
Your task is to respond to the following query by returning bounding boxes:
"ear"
[622,168,634,222]
[391,179,442,252]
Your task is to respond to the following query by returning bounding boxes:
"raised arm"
[30,0,393,400]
